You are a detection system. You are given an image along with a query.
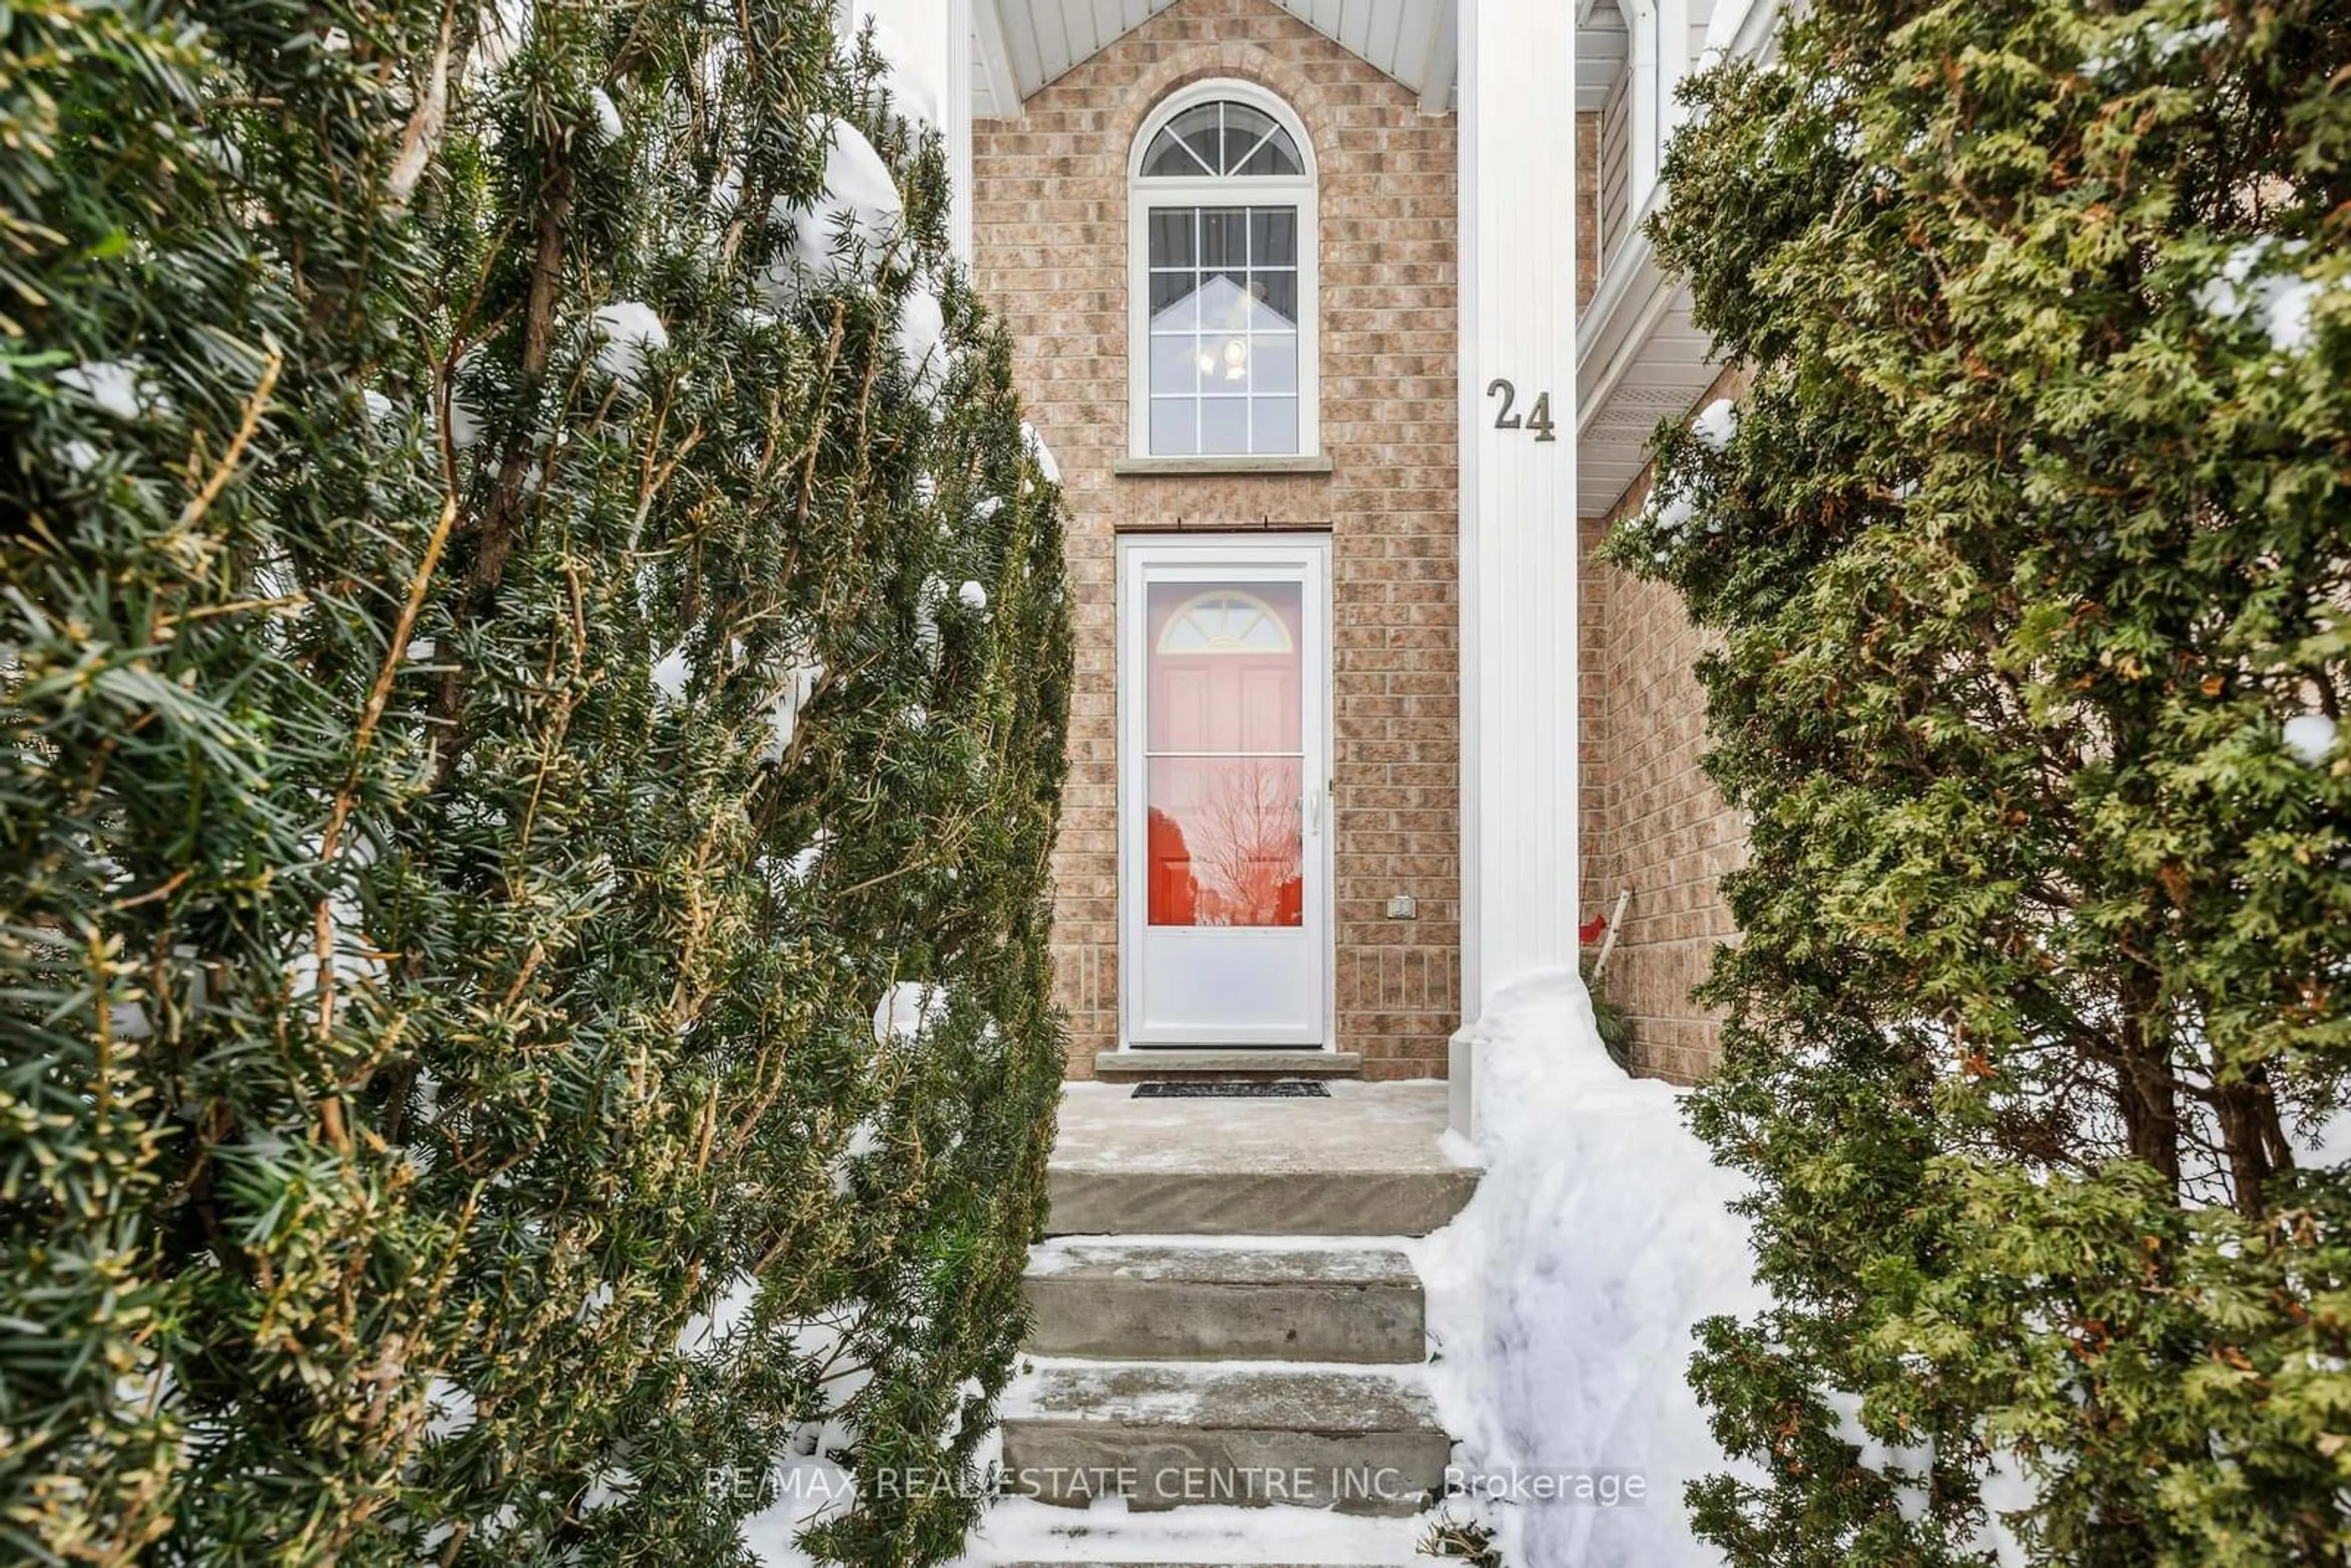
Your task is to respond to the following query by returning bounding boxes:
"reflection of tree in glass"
[1147,806,1200,925]
[1188,759,1302,927]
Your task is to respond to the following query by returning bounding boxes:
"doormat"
[1131,1080,1330,1098]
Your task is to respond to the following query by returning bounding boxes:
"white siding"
[975,0,1459,111]
[1598,61,1632,275]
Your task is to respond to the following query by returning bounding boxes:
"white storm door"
[1120,537,1331,1048]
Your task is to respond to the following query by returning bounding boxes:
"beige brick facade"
[972,0,1463,1080]
[973,1,1745,1086]
[1575,373,1749,1084]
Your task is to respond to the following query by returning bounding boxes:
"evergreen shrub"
[1613,1,2351,1562]
[1,1,1069,1561]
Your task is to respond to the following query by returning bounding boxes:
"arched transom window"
[1130,81,1319,461]
[1156,590,1296,655]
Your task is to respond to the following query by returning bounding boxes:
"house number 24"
[1486,379,1557,442]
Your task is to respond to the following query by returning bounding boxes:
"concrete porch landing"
[1046,1081,1479,1238]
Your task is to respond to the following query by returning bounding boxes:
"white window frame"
[1127,78,1321,462]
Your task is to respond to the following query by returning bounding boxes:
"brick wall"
[971,0,1461,1079]
[1575,368,1749,1084]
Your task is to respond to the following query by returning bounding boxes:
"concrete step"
[1046,1166,1475,1237]
[1047,1082,1478,1238]
[1023,1241,1423,1363]
[998,1360,1449,1516]
[1092,1049,1363,1078]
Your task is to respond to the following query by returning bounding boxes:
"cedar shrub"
[1613,1,2351,1562]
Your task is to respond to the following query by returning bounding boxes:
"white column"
[945,0,975,263]
[1453,0,1578,1129]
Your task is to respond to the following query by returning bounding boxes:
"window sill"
[1113,454,1334,478]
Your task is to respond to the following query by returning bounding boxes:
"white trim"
[1126,79,1322,462]
[1625,0,1660,214]
[1419,0,1458,116]
[1575,193,1670,416]
[946,0,974,260]
[1703,0,1781,61]
[1116,534,1335,1051]
[972,0,1021,118]
[1456,0,1483,1010]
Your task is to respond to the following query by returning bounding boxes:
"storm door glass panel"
[1145,203,1303,456]
[1144,583,1304,928]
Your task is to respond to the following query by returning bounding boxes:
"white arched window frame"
[1128,80,1320,461]
[1157,588,1296,655]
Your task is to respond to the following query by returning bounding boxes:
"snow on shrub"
[872,980,947,1044]
[2285,711,2339,767]
[894,285,947,388]
[57,358,167,421]
[1019,421,1059,487]
[1689,396,1739,451]
[587,301,669,386]
[766,114,904,296]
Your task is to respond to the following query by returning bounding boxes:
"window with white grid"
[1129,84,1318,460]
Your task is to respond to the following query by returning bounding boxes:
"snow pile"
[425,1376,478,1439]
[677,1274,760,1354]
[1639,480,1703,560]
[740,1311,874,1566]
[284,838,387,1000]
[1417,971,1765,1568]
[872,980,945,1044]
[471,0,529,78]
[864,20,943,127]
[587,87,623,144]
[762,655,826,761]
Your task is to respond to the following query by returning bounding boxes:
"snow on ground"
[759,971,1762,1566]
[957,1496,1423,1565]
[1414,970,1765,1568]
